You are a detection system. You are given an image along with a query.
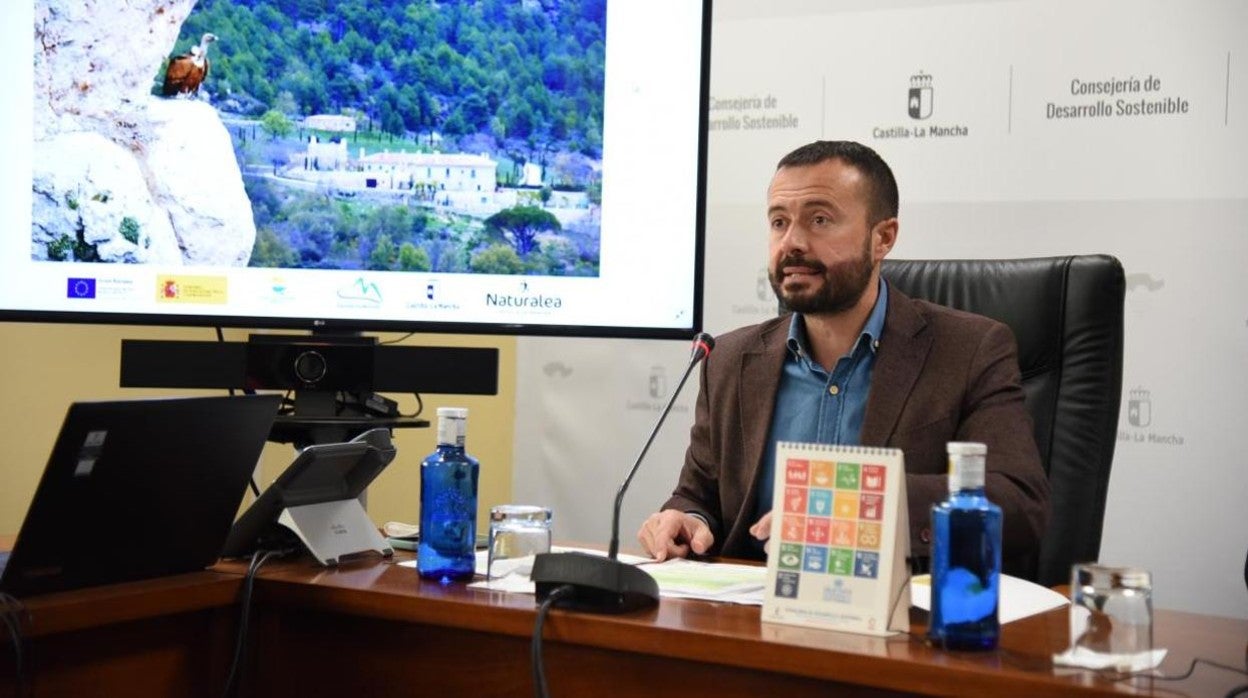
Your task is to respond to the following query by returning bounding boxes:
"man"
[637,141,1049,574]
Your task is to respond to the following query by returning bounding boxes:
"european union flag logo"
[67,278,96,299]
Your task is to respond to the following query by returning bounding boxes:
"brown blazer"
[663,287,1050,568]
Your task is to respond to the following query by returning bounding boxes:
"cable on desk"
[882,573,930,646]
[1109,656,1248,684]
[0,591,29,698]
[531,584,575,698]
[379,332,415,345]
[889,574,913,630]
[221,548,287,698]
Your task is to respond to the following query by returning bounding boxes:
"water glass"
[1069,563,1153,670]
[487,505,552,579]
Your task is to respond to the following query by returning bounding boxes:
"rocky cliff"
[32,0,256,266]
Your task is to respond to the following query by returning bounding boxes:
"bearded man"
[637,141,1049,574]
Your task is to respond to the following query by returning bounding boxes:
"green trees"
[470,244,523,274]
[483,206,560,257]
[260,109,294,140]
[368,234,397,270]
[187,0,607,278]
[398,242,431,271]
[173,0,605,155]
[250,227,299,268]
[245,189,595,276]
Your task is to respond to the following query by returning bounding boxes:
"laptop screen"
[1,394,280,596]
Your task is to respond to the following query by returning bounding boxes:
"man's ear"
[872,217,899,261]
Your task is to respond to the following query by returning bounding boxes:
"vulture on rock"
[161,32,217,97]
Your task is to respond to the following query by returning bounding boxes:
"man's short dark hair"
[776,141,899,226]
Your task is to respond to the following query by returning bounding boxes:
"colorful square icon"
[805,517,830,545]
[777,543,803,571]
[854,551,880,579]
[829,548,855,576]
[859,493,883,521]
[834,491,860,519]
[810,460,835,488]
[775,571,801,598]
[857,522,882,550]
[802,546,828,573]
[784,458,810,486]
[830,519,857,547]
[807,489,832,517]
[781,515,807,542]
[836,462,860,490]
[861,464,886,492]
[783,486,808,514]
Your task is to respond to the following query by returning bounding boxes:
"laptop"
[0,394,281,597]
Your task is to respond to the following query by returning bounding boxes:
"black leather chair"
[881,255,1125,586]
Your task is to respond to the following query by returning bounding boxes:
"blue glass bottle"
[418,407,479,582]
[928,442,1001,650]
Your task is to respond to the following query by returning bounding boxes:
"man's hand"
[749,511,773,556]
[748,511,772,541]
[637,509,714,561]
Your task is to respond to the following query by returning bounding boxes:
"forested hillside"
[169,0,606,156]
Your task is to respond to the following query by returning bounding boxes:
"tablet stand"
[221,428,398,565]
[279,499,393,566]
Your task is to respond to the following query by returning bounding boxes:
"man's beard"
[769,238,874,315]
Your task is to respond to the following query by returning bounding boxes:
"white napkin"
[1052,646,1167,672]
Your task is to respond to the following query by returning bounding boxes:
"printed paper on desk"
[761,443,910,637]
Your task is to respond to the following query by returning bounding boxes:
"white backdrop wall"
[513,0,1248,618]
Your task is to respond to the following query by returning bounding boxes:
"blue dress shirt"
[753,279,889,529]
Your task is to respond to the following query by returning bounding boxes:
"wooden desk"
[0,571,241,697]
[3,550,1246,697]
[228,553,1248,697]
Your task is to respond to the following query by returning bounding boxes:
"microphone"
[530,332,715,613]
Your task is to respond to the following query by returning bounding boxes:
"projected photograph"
[32,0,606,277]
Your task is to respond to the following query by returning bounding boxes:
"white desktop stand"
[278,499,393,566]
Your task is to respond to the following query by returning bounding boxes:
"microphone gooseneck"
[530,332,715,613]
[607,332,715,559]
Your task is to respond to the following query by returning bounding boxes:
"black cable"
[0,592,28,698]
[379,332,416,345]
[531,584,575,698]
[1109,656,1248,683]
[806,572,1248,694]
[221,549,283,698]
[882,573,934,646]
[217,326,260,497]
[399,393,425,419]
[277,390,295,415]
[215,327,238,398]
[888,574,913,631]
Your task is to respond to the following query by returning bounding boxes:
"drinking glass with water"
[487,505,552,579]
[1069,563,1153,671]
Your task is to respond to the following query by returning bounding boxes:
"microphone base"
[531,551,659,614]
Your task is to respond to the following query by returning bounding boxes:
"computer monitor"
[5,0,711,340]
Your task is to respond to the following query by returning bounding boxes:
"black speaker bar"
[120,339,499,395]
[120,340,246,389]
